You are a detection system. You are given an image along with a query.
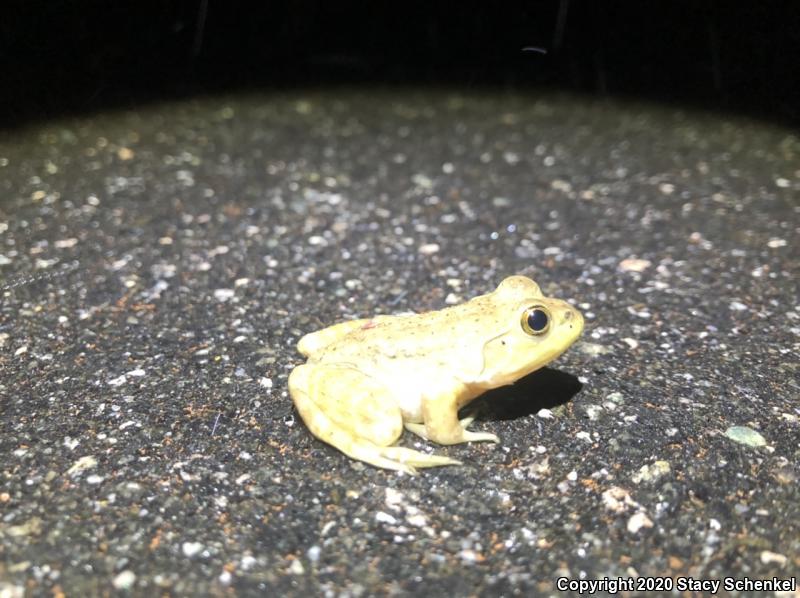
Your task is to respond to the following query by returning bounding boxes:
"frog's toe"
[459,415,476,430]
[403,422,428,440]
[461,430,500,443]
[378,446,461,469]
[344,444,419,475]
[405,421,499,444]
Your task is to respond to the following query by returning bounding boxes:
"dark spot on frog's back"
[468,367,583,421]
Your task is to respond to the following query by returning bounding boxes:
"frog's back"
[312,295,506,366]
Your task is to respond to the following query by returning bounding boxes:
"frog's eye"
[521,305,550,335]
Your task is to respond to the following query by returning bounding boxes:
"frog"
[288,275,584,474]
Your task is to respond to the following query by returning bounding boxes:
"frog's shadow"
[463,367,583,421]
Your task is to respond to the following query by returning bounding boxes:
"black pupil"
[527,309,549,332]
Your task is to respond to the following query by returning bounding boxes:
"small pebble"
[618,258,651,272]
[445,293,461,305]
[760,550,787,566]
[307,545,321,562]
[602,487,637,513]
[584,405,603,421]
[67,455,97,476]
[54,238,78,248]
[375,511,398,525]
[725,426,766,447]
[213,289,235,302]
[112,570,136,590]
[117,147,135,161]
[577,342,613,356]
[107,375,127,387]
[627,512,654,533]
[182,542,204,558]
[631,461,671,484]
[621,337,639,349]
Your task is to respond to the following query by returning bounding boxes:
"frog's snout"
[562,306,585,335]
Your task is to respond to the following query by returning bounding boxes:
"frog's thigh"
[290,364,461,473]
[292,363,403,446]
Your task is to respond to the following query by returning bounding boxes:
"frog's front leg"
[404,384,500,445]
[289,363,461,474]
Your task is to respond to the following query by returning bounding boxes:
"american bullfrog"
[288,275,583,474]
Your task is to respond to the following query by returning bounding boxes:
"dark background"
[1,0,799,129]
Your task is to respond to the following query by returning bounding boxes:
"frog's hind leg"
[288,364,460,474]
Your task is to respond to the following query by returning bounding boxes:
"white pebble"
[622,337,639,349]
[213,288,235,302]
[107,375,127,387]
[375,511,398,525]
[67,455,97,476]
[760,550,787,566]
[307,545,321,562]
[182,541,204,558]
[112,570,136,590]
[618,258,651,272]
[55,238,79,249]
[418,243,440,255]
[627,512,653,533]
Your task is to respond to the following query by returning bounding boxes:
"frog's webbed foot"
[404,420,500,444]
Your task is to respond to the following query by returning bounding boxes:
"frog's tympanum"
[288,276,583,474]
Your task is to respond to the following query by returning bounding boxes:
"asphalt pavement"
[0,90,798,595]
